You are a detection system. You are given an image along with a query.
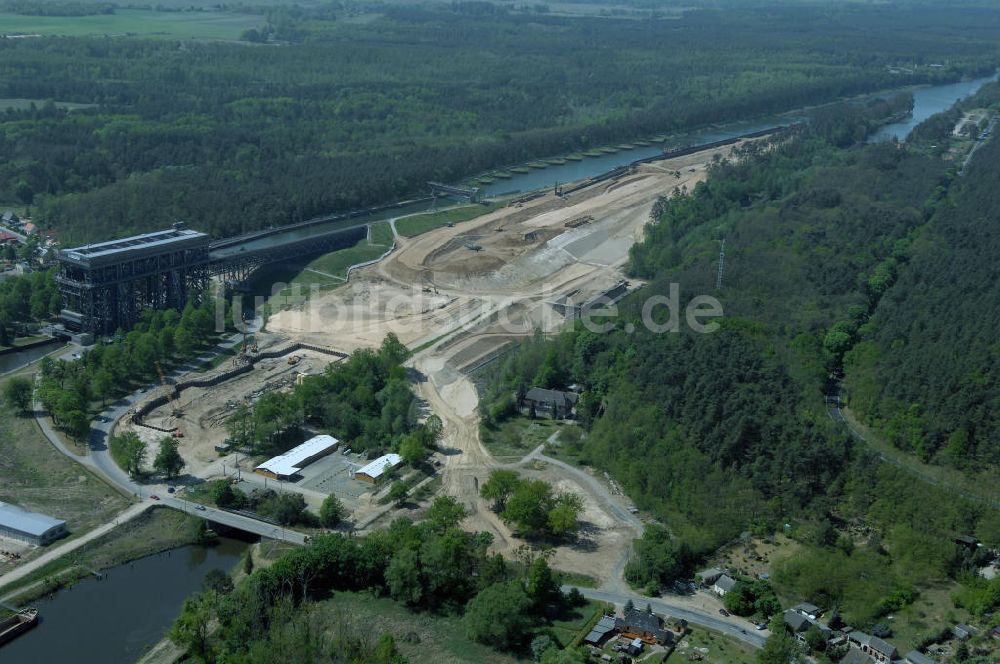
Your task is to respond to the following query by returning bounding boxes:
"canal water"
[479,115,791,197]
[0,340,63,376]
[0,539,247,664]
[481,75,998,196]
[868,74,997,142]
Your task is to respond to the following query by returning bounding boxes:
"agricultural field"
[0,9,264,41]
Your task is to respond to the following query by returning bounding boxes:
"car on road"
[150,495,160,500]
[167,487,175,494]
[195,504,207,511]
[719,608,730,617]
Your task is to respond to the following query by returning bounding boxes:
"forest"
[1,4,999,243]
[169,497,592,663]
[845,109,1000,468]
[476,90,1000,638]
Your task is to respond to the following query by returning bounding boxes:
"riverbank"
[0,507,208,605]
[0,528,247,664]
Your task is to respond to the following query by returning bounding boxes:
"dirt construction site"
[121,139,755,588]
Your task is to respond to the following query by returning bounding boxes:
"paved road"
[27,334,308,550]
[567,586,768,649]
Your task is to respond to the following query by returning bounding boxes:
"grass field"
[255,221,393,310]
[0,9,263,41]
[395,203,501,238]
[668,627,757,664]
[480,417,560,463]
[312,592,602,662]
[0,373,129,572]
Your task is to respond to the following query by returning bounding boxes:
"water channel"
[869,74,997,142]
[0,340,63,375]
[1,538,248,664]
[3,74,996,664]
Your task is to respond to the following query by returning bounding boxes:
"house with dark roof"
[783,609,831,643]
[583,615,618,645]
[519,387,578,419]
[790,602,822,618]
[783,610,811,633]
[953,623,974,641]
[954,535,981,549]
[615,609,672,645]
[904,650,938,664]
[848,631,897,663]
[989,625,1000,640]
[711,574,737,596]
[696,567,726,586]
[840,649,875,664]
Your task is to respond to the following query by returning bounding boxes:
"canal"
[482,74,998,196]
[0,340,64,376]
[869,74,998,142]
[0,538,248,664]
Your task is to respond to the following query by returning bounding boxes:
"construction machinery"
[155,361,183,440]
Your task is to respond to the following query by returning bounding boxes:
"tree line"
[170,496,590,662]
[475,95,1000,638]
[0,6,996,243]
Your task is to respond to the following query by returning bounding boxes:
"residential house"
[519,387,578,419]
[22,222,36,235]
[904,650,938,664]
[783,609,831,644]
[989,625,1000,640]
[615,609,672,644]
[955,535,981,549]
[696,567,726,586]
[839,650,875,664]
[847,631,897,663]
[952,624,973,641]
[583,615,617,646]
[790,602,822,619]
[711,574,737,597]
[783,610,811,634]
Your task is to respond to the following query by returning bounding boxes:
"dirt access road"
[267,140,757,585]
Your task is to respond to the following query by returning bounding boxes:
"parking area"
[297,449,372,499]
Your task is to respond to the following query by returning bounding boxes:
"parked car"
[150,495,160,501]
[719,608,730,617]
[167,487,175,494]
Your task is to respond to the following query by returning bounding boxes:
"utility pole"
[715,238,727,290]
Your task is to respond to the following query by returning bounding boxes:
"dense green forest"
[844,94,1000,468]
[1,5,998,243]
[477,92,1000,635]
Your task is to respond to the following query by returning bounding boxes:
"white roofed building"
[255,434,339,480]
[0,502,68,546]
[354,453,402,483]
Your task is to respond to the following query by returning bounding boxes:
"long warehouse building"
[255,434,340,480]
[0,502,68,546]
